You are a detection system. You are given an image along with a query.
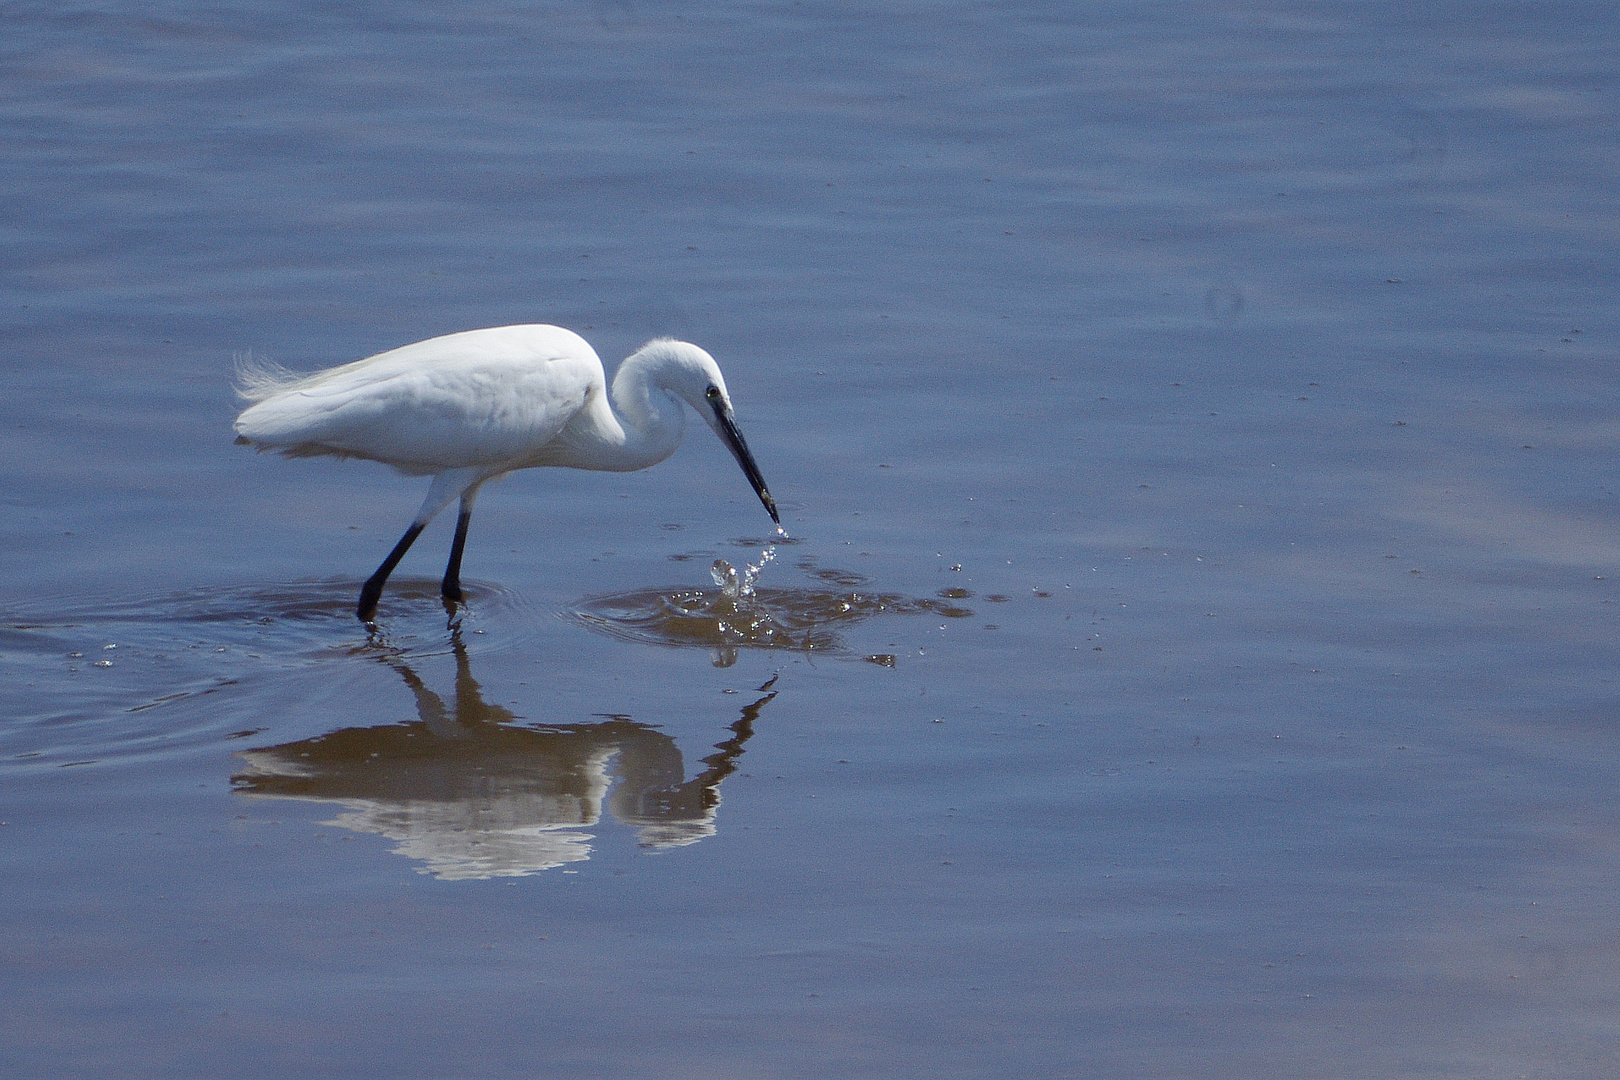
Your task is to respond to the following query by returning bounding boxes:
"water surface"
[3,2,1618,1077]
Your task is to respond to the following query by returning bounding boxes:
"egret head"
[637,340,780,526]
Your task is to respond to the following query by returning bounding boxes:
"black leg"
[358,521,426,623]
[442,504,473,605]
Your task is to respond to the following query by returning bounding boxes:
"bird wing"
[234,325,604,475]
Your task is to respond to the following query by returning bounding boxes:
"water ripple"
[0,578,529,772]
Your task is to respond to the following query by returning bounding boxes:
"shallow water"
[3,2,1619,1077]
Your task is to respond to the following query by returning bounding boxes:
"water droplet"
[711,559,740,593]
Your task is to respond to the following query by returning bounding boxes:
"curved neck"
[545,350,687,472]
[611,348,685,439]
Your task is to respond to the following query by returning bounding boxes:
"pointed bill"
[709,400,780,525]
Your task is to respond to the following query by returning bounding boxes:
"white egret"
[233,324,779,622]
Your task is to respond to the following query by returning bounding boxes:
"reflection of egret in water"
[232,633,777,880]
[570,554,974,667]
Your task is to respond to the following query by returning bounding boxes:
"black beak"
[711,400,780,525]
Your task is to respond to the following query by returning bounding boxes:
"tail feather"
[233,351,310,404]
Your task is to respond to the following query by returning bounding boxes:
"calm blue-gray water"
[3,2,1618,1077]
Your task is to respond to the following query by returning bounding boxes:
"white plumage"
[235,324,779,622]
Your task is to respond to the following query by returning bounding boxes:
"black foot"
[358,579,386,623]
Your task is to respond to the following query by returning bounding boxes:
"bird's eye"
[704,385,721,400]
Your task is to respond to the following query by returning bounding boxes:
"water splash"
[711,545,777,600]
[568,558,975,666]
